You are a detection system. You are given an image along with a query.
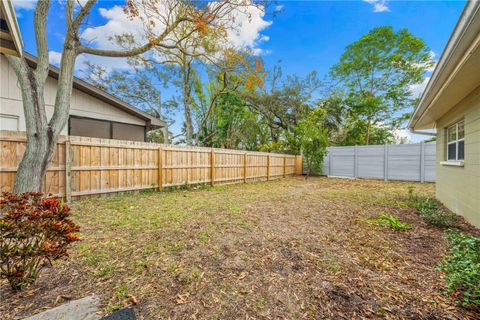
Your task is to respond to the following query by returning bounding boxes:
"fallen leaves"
[1,178,479,319]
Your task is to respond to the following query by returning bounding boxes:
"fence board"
[0,131,301,199]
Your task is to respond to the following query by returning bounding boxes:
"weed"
[407,186,416,200]
[115,283,129,299]
[176,266,201,285]
[96,263,116,278]
[439,230,480,308]
[314,250,341,273]
[414,198,458,228]
[227,203,241,215]
[377,214,412,231]
[197,231,210,243]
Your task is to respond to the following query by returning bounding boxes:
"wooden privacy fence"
[0,131,302,201]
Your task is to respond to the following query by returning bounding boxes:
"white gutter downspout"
[409,129,436,136]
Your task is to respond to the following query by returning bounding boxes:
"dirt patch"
[1,177,478,319]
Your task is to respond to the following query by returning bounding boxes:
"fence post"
[65,140,71,203]
[158,146,163,192]
[294,155,302,175]
[420,141,425,183]
[354,145,358,178]
[267,154,271,180]
[328,148,332,176]
[244,152,248,183]
[283,156,286,178]
[210,149,215,186]
[384,144,389,181]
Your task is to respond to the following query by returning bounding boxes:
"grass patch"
[314,250,341,273]
[439,230,480,308]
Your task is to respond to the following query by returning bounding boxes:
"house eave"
[409,0,480,131]
[22,52,166,129]
[0,0,23,57]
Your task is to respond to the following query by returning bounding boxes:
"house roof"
[0,0,23,57]
[22,52,166,129]
[409,1,480,131]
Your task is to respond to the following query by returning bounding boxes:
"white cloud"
[49,50,90,71]
[363,0,390,13]
[274,5,284,13]
[426,51,437,72]
[393,128,411,143]
[225,5,272,55]
[410,76,430,98]
[11,0,37,10]
[49,51,62,65]
[409,51,437,98]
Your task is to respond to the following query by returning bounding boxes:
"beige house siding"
[436,85,480,228]
[0,54,145,134]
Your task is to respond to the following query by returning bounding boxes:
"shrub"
[0,192,79,290]
[376,214,412,231]
[414,198,458,228]
[439,231,480,308]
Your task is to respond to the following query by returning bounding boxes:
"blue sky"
[13,0,467,142]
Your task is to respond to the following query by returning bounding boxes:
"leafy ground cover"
[1,177,479,319]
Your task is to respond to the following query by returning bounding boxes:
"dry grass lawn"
[1,177,479,319]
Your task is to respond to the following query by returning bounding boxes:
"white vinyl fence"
[316,142,436,182]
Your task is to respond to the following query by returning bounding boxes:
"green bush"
[376,214,412,231]
[414,198,458,228]
[439,231,480,308]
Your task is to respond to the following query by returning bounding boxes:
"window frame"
[68,115,147,142]
[446,120,464,162]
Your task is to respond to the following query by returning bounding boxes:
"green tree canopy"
[330,26,433,145]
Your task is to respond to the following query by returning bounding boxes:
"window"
[112,122,145,141]
[69,117,111,139]
[69,116,146,142]
[447,120,464,161]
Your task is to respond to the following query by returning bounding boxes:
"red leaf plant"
[0,192,79,290]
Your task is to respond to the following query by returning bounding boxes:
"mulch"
[1,177,479,319]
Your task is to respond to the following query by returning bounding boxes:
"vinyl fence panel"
[357,145,385,179]
[315,142,436,182]
[329,147,355,178]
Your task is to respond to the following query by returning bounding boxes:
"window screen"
[112,122,145,141]
[69,117,111,139]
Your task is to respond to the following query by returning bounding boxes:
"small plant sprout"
[375,214,412,231]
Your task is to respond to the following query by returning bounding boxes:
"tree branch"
[72,0,97,30]
[78,16,191,57]
[34,0,51,83]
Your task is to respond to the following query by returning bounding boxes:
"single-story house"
[409,1,480,228]
[1,52,167,142]
[0,0,23,57]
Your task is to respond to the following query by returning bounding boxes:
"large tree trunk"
[365,120,371,145]
[184,96,193,145]
[6,33,78,193]
[182,64,193,145]
[14,129,56,193]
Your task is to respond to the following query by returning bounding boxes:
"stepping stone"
[100,307,136,320]
[24,295,101,320]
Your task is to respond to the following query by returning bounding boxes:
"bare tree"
[6,0,265,193]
